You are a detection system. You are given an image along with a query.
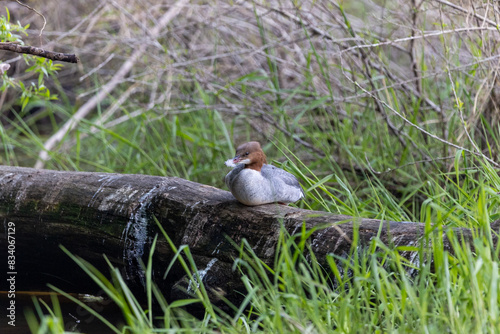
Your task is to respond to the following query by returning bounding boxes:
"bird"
[224,141,304,206]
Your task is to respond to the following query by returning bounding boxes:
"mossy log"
[0,166,493,306]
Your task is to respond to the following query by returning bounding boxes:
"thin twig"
[79,54,114,81]
[365,153,460,175]
[14,0,46,45]
[434,0,498,27]
[339,27,500,56]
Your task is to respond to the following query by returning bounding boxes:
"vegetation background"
[2,0,500,332]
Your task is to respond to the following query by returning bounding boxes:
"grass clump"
[26,218,500,333]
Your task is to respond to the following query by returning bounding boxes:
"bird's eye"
[245,152,249,156]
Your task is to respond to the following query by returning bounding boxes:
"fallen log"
[0,165,492,305]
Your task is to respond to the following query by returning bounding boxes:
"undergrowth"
[2,0,500,332]
[25,215,500,333]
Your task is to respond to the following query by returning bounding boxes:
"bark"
[0,43,79,63]
[0,165,493,306]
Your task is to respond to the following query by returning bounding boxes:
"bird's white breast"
[225,166,303,206]
[226,168,274,206]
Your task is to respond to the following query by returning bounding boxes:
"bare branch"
[0,42,79,63]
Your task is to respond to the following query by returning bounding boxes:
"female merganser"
[224,141,304,206]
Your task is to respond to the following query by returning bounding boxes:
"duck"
[224,141,304,206]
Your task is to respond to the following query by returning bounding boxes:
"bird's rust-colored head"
[231,141,267,171]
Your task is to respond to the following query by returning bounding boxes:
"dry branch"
[0,42,79,63]
[0,165,492,304]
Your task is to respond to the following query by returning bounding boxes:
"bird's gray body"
[225,164,304,206]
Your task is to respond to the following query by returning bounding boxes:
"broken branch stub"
[0,165,482,304]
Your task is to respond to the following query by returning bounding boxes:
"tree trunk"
[0,166,491,306]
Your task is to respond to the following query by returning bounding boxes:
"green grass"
[25,215,500,333]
